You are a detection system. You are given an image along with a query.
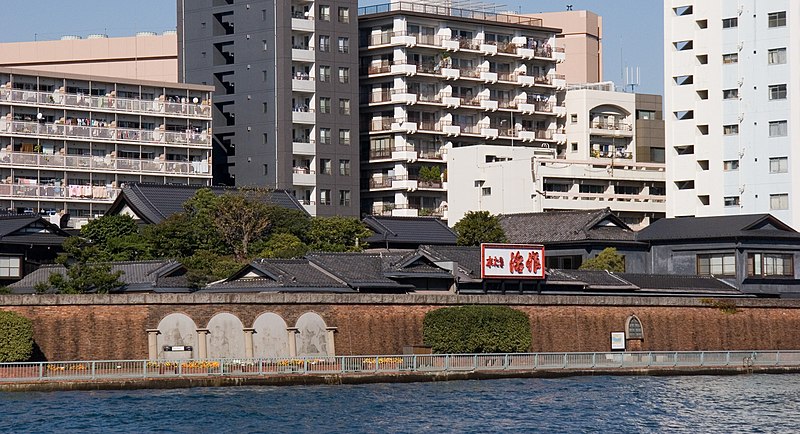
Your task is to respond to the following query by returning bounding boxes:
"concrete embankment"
[3,366,800,393]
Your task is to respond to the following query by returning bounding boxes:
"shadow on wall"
[152,311,335,360]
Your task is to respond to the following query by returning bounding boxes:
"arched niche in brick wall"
[295,312,329,357]
[156,313,197,359]
[252,312,290,358]
[206,312,246,359]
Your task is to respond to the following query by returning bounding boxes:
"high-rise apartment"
[0,68,213,227]
[665,1,799,227]
[178,0,360,217]
[359,2,565,218]
[526,10,603,85]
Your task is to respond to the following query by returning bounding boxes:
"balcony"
[590,121,634,137]
[292,138,316,155]
[0,151,210,176]
[590,148,634,160]
[362,62,392,75]
[292,166,316,186]
[291,46,315,62]
[291,108,315,124]
[291,72,315,92]
[518,100,554,114]
[0,88,211,119]
[391,89,417,105]
[291,13,315,32]
[368,118,393,132]
[3,121,211,147]
[0,183,120,202]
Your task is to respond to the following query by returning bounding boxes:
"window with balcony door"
[319,66,331,82]
[338,37,350,53]
[319,97,331,114]
[319,128,331,144]
[339,99,350,115]
[338,7,349,23]
[319,36,330,52]
[338,67,350,84]
[320,189,331,205]
[318,5,331,21]
[339,190,351,206]
[339,129,351,145]
[339,160,351,176]
[320,159,332,175]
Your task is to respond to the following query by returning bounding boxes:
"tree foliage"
[213,192,273,261]
[423,306,532,353]
[453,211,507,246]
[579,247,625,272]
[256,233,309,259]
[418,165,442,182]
[307,217,372,252]
[0,311,34,362]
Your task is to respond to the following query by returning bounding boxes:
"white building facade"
[0,68,213,227]
[358,3,566,219]
[448,84,666,229]
[664,1,800,227]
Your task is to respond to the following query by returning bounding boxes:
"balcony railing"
[0,151,210,175]
[358,2,544,27]
[368,118,394,132]
[591,121,633,131]
[367,176,394,188]
[0,89,211,119]
[3,121,211,147]
[0,183,120,201]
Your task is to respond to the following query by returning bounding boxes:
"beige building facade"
[0,33,178,83]
[527,10,603,85]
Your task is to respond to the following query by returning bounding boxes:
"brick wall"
[3,293,800,361]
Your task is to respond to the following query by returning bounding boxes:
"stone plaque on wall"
[156,313,197,359]
[206,312,246,359]
[252,312,290,358]
[295,312,328,357]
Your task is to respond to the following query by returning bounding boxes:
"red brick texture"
[2,294,800,361]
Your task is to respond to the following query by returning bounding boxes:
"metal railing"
[358,2,544,28]
[2,351,797,383]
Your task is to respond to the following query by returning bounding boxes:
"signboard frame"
[480,243,546,280]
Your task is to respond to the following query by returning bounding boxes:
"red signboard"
[481,243,546,279]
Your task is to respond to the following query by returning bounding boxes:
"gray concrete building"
[177,0,360,217]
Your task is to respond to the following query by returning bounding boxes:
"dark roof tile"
[498,209,637,244]
[636,214,800,241]
[363,216,457,246]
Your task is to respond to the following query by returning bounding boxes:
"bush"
[0,311,34,362]
[422,306,531,353]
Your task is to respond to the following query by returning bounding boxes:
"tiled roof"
[618,273,739,293]
[545,269,637,290]
[498,209,638,244]
[545,270,741,295]
[636,214,800,241]
[306,252,411,290]
[106,182,308,224]
[8,260,191,293]
[363,216,457,247]
[0,213,70,245]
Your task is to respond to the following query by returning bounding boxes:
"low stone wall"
[2,293,800,361]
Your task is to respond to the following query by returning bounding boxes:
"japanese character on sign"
[485,256,505,269]
[509,251,525,274]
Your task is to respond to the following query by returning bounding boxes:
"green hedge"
[422,306,532,353]
[0,311,34,362]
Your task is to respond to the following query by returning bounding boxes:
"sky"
[0,0,664,95]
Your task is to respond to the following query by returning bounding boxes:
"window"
[723,124,739,135]
[722,53,738,64]
[338,67,350,84]
[626,316,644,340]
[637,110,656,120]
[579,184,605,194]
[769,84,787,100]
[674,75,693,85]
[482,187,492,196]
[339,159,351,176]
[768,11,786,28]
[724,196,740,206]
[768,48,787,64]
[674,110,694,120]
[570,114,578,123]
[544,183,569,192]
[320,189,331,205]
[339,190,351,206]
[339,129,351,145]
[318,5,331,21]
[673,40,693,51]
[319,128,331,144]
[263,164,269,175]
[697,253,735,276]
[723,160,739,171]
[769,120,788,137]
[723,88,739,99]
[770,157,788,173]
[673,6,692,16]
[319,97,331,114]
[338,7,350,23]
[722,17,738,28]
[748,253,794,277]
[571,142,578,152]
[338,98,351,115]
[320,158,332,175]
[0,256,21,278]
[319,65,331,82]
[263,133,269,145]
[337,37,350,53]
[319,35,330,52]
[262,102,268,113]
[771,193,789,210]
[696,54,708,64]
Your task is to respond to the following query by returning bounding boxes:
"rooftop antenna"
[625,66,640,93]
[566,4,573,11]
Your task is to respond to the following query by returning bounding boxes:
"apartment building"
[178,0,360,217]
[359,1,566,219]
[0,33,178,83]
[0,68,213,227]
[527,10,603,84]
[665,1,800,227]
[448,83,666,228]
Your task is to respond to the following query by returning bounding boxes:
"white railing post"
[375,356,379,372]
[700,352,705,367]
[143,360,148,378]
[473,355,478,370]
[91,361,96,380]
[592,353,596,368]
[563,353,567,369]
[504,354,509,370]
[412,355,417,372]
[776,351,780,366]
[39,362,44,380]
[726,352,730,366]
[445,354,450,371]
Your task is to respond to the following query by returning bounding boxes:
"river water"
[1,374,798,433]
